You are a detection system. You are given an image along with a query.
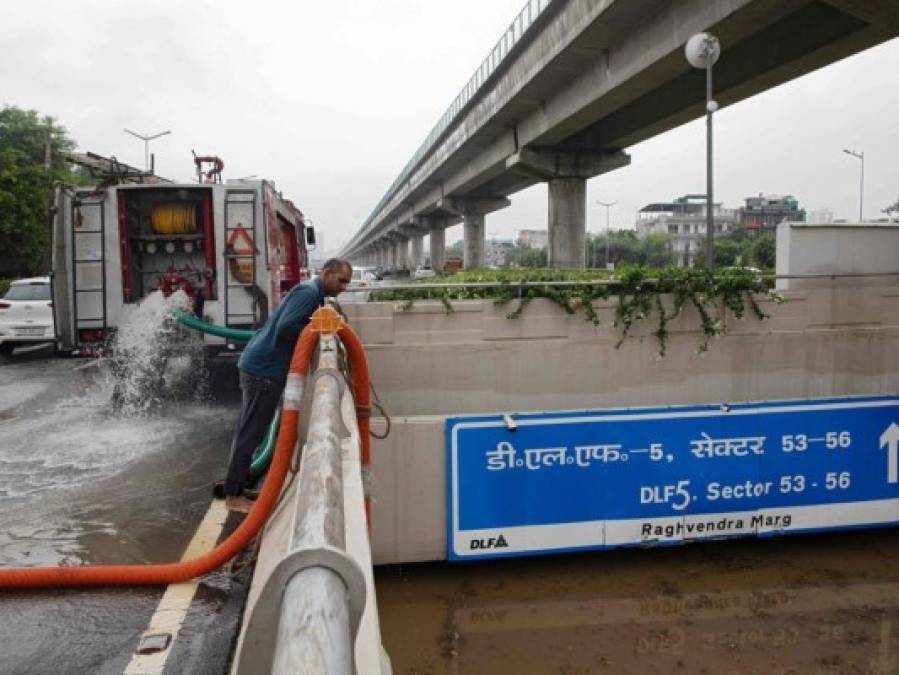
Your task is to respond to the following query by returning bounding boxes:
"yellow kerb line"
[123,499,229,675]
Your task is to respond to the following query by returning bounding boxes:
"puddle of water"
[0,290,237,566]
[375,530,899,674]
[0,382,46,412]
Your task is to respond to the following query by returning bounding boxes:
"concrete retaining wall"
[343,286,899,563]
[776,222,899,290]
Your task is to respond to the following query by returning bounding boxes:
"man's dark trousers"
[224,370,285,496]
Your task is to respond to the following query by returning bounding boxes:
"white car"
[0,277,55,355]
[412,265,436,279]
[352,267,380,286]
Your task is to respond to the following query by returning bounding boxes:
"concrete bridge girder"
[506,147,631,181]
[510,147,632,269]
[343,0,899,262]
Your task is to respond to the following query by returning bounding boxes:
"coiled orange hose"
[0,317,371,589]
[337,324,372,525]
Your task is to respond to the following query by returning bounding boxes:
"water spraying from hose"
[103,290,205,416]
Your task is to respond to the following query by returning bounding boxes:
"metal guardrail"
[344,271,899,294]
[272,335,362,674]
[237,333,374,675]
[348,0,554,252]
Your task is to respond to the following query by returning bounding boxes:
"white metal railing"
[236,332,387,675]
[348,0,554,252]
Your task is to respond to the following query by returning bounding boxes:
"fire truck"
[50,153,315,355]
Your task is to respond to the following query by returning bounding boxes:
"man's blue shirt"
[238,277,325,379]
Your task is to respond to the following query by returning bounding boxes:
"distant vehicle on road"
[412,264,435,279]
[0,276,54,355]
[349,266,379,286]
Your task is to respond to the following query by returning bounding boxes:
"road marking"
[123,499,229,675]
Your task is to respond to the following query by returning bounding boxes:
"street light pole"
[685,33,721,267]
[123,128,172,172]
[597,200,616,269]
[843,148,864,222]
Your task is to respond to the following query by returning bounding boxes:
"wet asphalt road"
[0,346,249,675]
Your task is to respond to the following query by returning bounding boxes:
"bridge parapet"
[340,284,899,563]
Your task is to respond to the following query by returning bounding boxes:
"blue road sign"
[446,396,899,561]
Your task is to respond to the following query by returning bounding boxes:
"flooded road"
[0,347,246,674]
[376,528,899,674]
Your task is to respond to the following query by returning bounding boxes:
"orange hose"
[336,324,372,526]
[0,327,321,589]
[0,316,374,589]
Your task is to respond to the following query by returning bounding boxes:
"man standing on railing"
[222,258,353,513]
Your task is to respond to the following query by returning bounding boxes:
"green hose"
[171,309,278,476]
[171,309,256,342]
[250,409,280,478]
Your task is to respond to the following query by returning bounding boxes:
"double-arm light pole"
[596,200,616,269]
[842,148,864,222]
[123,128,171,172]
[685,32,721,267]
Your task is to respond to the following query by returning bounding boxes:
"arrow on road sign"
[880,423,899,484]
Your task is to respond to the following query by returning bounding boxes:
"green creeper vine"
[370,267,785,356]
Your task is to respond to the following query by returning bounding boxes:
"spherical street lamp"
[685,32,721,267]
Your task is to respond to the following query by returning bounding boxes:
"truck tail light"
[79,328,106,343]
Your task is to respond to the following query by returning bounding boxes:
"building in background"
[636,194,738,267]
[808,207,834,224]
[739,194,805,232]
[486,237,515,267]
[516,229,548,249]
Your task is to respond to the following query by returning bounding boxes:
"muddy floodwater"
[376,528,899,674]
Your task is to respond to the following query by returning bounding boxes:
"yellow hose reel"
[151,203,198,235]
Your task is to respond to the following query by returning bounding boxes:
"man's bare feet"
[225,495,254,514]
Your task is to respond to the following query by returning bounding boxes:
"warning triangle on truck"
[228,223,259,256]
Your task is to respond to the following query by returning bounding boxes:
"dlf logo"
[470,534,509,550]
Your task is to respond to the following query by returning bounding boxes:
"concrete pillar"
[429,223,446,272]
[410,233,424,269]
[463,213,485,269]
[393,238,408,271]
[548,177,586,269]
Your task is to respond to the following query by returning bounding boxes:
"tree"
[751,235,776,269]
[695,233,753,268]
[713,237,746,267]
[0,106,80,277]
[884,196,899,222]
[506,243,546,268]
[637,233,675,267]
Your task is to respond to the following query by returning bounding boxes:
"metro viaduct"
[339,0,899,271]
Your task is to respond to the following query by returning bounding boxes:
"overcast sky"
[3,0,897,251]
